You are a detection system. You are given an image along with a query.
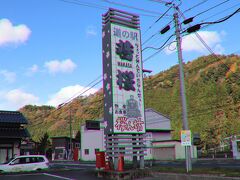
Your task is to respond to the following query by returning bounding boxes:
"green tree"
[37,132,50,155]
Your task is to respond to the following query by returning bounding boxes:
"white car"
[0,155,49,173]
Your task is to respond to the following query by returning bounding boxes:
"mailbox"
[95,151,105,169]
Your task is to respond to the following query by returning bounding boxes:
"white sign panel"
[181,130,192,146]
[110,23,145,133]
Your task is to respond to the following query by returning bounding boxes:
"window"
[11,157,26,165]
[25,157,31,163]
[19,158,26,164]
[84,149,89,155]
[30,157,37,163]
[37,157,45,162]
[11,158,20,165]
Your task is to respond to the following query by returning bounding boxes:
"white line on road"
[43,173,75,180]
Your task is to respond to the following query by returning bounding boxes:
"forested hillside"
[20,54,240,150]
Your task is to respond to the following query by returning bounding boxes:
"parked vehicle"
[0,155,49,173]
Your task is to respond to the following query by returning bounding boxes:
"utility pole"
[69,108,72,160]
[173,6,192,172]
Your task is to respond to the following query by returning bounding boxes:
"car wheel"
[0,170,4,174]
[36,168,42,171]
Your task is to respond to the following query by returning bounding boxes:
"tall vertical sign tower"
[102,8,145,169]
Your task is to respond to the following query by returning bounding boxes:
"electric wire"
[101,0,170,16]
[143,35,176,62]
[143,28,175,48]
[178,8,240,79]
[142,5,173,36]
[148,0,173,5]
[38,78,103,119]
[182,0,209,14]
[198,2,240,23]
[200,7,240,25]
[155,0,234,44]
[61,75,102,106]
[59,0,107,10]
[189,0,231,19]
[142,33,175,52]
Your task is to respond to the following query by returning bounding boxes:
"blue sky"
[0,0,239,110]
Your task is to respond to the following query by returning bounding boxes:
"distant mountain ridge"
[20,54,240,150]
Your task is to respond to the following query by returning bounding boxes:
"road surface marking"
[43,173,74,180]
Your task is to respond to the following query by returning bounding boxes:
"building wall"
[232,140,240,159]
[80,129,173,161]
[152,147,175,160]
[14,142,20,156]
[52,138,68,150]
[80,109,173,161]
[175,143,197,159]
[175,142,185,159]
[0,141,20,163]
[152,132,171,141]
[152,141,197,160]
[80,125,105,161]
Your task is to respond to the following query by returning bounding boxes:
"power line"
[143,27,175,49]
[156,0,234,42]
[143,34,176,62]
[182,0,209,14]
[39,78,103,118]
[61,75,102,105]
[102,0,164,17]
[200,7,240,25]
[189,0,231,20]
[148,0,172,5]
[101,0,170,16]
[142,5,173,35]
[142,33,175,52]
[59,0,107,10]
[178,8,240,79]
[142,0,208,49]
[198,2,240,23]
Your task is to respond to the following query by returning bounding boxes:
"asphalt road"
[0,162,98,180]
[0,169,99,180]
[2,159,240,180]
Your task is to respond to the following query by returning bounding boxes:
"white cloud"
[26,64,39,76]
[0,89,39,110]
[44,59,77,74]
[0,18,31,46]
[86,26,97,36]
[46,85,98,107]
[0,70,16,83]
[165,31,225,54]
